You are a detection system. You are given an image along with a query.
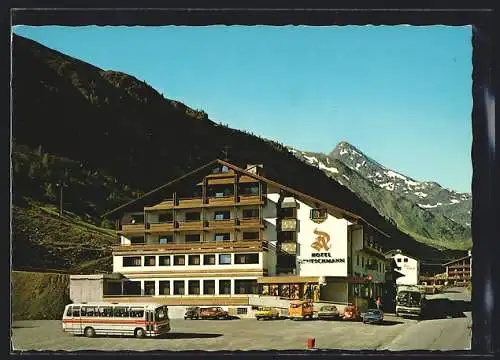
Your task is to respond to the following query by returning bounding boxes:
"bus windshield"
[155,305,168,321]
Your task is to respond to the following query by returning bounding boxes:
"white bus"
[62,302,170,338]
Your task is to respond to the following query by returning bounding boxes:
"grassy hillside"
[12,202,115,273]
[11,271,70,320]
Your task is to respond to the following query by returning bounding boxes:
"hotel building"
[99,159,390,315]
[443,251,472,286]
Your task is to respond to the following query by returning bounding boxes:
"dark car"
[361,308,384,324]
[184,306,201,320]
[199,306,229,320]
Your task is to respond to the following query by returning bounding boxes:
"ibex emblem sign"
[311,229,331,252]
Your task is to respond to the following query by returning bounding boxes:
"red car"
[342,305,361,321]
[199,307,229,320]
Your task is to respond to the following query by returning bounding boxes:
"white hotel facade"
[97,159,389,314]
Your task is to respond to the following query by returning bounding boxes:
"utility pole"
[56,181,64,216]
[222,145,231,161]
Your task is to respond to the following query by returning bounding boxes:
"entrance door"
[145,310,154,335]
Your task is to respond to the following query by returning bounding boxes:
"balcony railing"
[280,218,297,231]
[207,195,235,206]
[177,220,204,230]
[237,217,262,228]
[177,197,204,208]
[206,219,235,229]
[147,222,175,232]
[120,224,146,232]
[238,194,262,205]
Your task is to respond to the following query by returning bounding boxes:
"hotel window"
[239,183,259,195]
[144,281,155,295]
[159,235,173,244]
[173,280,185,295]
[144,256,156,266]
[159,255,171,266]
[158,212,173,223]
[237,308,248,315]
[404,258,408,263]
[219,280,231,294]
[219,254,232,265]
[242,208,259,218]
[188,255,201,265]
[186,234,201,243]
[215,211,231,220]
[243,231,259,240]
[123,256,141,267]
[174,255,186,266]
[130,214,144,224]
[310,208,327,221]
[204,254,216,265]
[159,281,170,295]
[280,231,295,241]
[188,280,200,295]
[396,258,402,262]
[215,233,230,242]
[203,280,216,295]
[130,236,145,245]
[235,279,258,294]
[185,212,201,221]
[234,253,259,264]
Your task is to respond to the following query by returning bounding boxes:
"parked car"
[288,300,314,320]
[342,305,361,321]
[255,307,280,320]
[199,306,229,320]
[361,308,384,324]
[317,305,340,320]
[184,306,201,320]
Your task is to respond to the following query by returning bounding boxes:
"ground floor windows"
[204,254,216,265]
[235,279,258,294]
[219,280,231,294]
[188,280,201,295]
[174,255,186,266]
[189,255,201,265]
[174,280,185,295]
[234,253,259,264]
[144,280,155,295]
[159,255,171,266]
[144,256,156,266]
[204,280,216,295]
[123,256,141,267]
[219,254,232,265]
[159,280,170,295]
[123,281,141,295]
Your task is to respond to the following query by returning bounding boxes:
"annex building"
[75,159,393,316]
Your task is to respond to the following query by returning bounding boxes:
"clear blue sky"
[13,25,472,193]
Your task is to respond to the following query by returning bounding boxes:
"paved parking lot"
[12,315,414,352]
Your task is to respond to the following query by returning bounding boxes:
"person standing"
[376,296,382,310]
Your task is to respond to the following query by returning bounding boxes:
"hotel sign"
[298,228,346,267]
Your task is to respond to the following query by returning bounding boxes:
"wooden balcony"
[177,220,204,231]
[206,219,236,230]
[144,200,174,210]
[147,222,175,233]
[113,240,268,254]
[177,198,204,209]
[102,295,249,306]
[237,217,263,229]
[120,224,146,233]
[207,196,235,206]
[238,195,262,205]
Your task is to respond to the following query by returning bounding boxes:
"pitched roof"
[443,254,472,266]
[103,159,390,238]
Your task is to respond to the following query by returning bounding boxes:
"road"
[11,287,471,352]
[379,287,472,351]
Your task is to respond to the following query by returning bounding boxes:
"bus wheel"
[84,327,96,338]
[135,328,146,338]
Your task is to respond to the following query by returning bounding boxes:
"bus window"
[130,308,145,318]
[66,306,72,316]
[113,306,130,318]
[101,306,113,317]
[80,307,87,316]
[72,307,80,317]
[82,306,97,317]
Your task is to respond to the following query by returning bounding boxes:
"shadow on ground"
[11,325,37,329]
[376,319,404,326]
[160,332,223,339]
[421,298,471,320]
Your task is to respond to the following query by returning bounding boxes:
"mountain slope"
[291,142,472,249]
[11,34,468,270]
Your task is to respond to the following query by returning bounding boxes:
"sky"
[12,25,472,193]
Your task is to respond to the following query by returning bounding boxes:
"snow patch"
[342,174,349,180]
[417,202,443,209]
[355,163,362,170]
[379,182,395,191]
[303,155,318,164]
[340,149,348,155]
[450,199,460,204]
[318,162,339,174]
[414,192,428,198]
